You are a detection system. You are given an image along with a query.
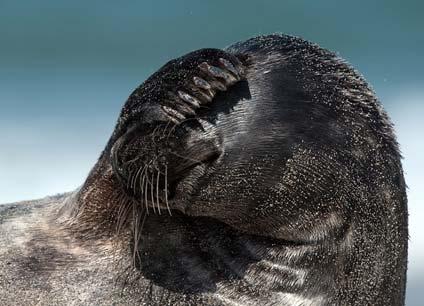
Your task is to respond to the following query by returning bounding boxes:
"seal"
[0,34,408,306]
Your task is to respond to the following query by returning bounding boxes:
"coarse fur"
[0,34,408,305]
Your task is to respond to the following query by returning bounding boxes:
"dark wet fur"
[109,35,407,305]
[1,34,408,306]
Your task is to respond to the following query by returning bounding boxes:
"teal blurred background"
[0,0,422,303]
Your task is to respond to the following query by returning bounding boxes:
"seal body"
[0,35,408,305]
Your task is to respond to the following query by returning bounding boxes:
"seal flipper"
[107,48,246,141]
[162,56,246,124]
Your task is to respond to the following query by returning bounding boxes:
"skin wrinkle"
[0,34,407,306]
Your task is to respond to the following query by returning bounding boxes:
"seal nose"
[110,122,169,195]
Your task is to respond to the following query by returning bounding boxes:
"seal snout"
[110,119,222,213]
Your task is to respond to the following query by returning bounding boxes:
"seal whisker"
[137,163,149,195]
[131,202,141,265]
[165,121,181,140]
[139,167,148,215]
[114,193,127,233]
[149,169,157,214]
[156,167,161,215]
[132,164,143,191]
[127,167,136,190]
[117,195,128,227]
[161,121,173,138]
[164,164,172,216]
[144,170,150,214]
[122,155,141,167]
[152,169,161,215]
[151,125,161,146]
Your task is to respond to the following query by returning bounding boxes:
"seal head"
[108,35,407,305]
[67,35,409,305]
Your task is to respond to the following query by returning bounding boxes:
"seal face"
[0,35,408,306]
[110,51,246,217]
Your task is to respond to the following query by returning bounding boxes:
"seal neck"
[58,155,126,237]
